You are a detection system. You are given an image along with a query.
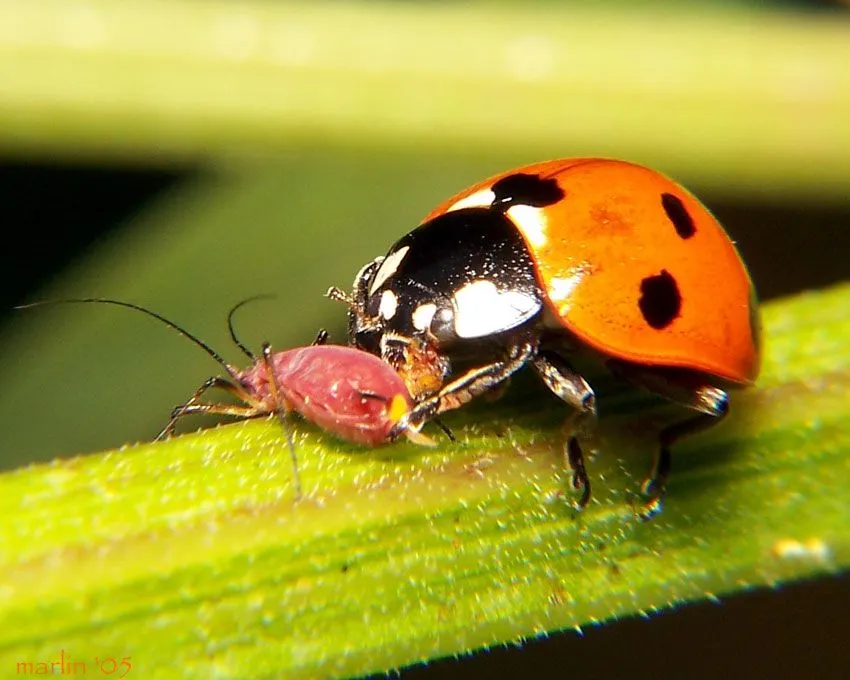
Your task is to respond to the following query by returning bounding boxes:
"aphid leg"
[532,352,597,510]
[608,361,729,520]
[261,342,302,500]
[157,376,258,440]
[312,329,330,346]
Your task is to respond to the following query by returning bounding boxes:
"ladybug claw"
[566,437,592,510]
[571,473,582,491]
[640,477,660,498]
[636,494,665,522]
[635,475,667,520]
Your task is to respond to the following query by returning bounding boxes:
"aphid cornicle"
[16,298,434,497]
[329,158,761,517]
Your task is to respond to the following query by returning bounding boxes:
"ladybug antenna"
[14,298,239,380]
[325,286,352,306]
[226,294,276,362]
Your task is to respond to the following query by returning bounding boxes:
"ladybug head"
[328,259,450,400]
[328,250,460,352]
[329,207,547,397]
[339,208,545,345]
[326,257,386,355]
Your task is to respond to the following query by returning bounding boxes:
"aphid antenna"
[226,294,277,362]
[18,296,304,497]
[224,295,302,499]
[15,298,241,381]
[225,295,302,496]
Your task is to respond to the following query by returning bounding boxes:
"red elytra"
[420,158,761,384]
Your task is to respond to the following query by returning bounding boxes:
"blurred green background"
[1,1,848,678]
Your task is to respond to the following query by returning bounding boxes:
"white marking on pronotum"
[507,204,548,247]
[452,280,540,339]
[369,246,410,295]
[378,290,398,320]
[411,303,438,332]
[447,189,495,212]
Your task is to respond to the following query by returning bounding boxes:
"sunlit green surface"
[0,283,848,678]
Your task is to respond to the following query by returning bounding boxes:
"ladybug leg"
[433,337,539,411]
[608,361,729,519]
[640,408,727,520]
[532,352,597,510]
[433,418,457,442]
[389,337,539,439]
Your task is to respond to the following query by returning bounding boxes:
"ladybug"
[329,158,761,517]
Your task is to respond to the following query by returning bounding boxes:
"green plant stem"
[1,282,848,679]
[1,1,849,200]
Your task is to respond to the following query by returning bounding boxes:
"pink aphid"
[17,298,434,496]
[228,344,432,447]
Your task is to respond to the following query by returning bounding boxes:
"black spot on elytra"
[638,270,681,329]
[661,192,696,239]
[491,173,564,211]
